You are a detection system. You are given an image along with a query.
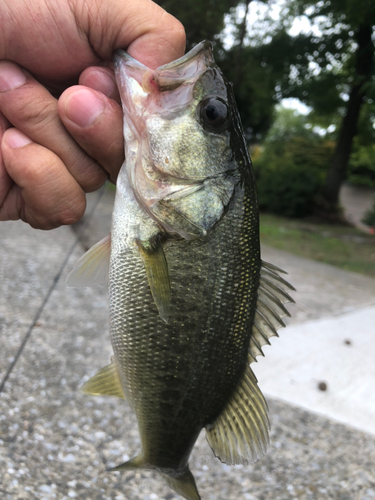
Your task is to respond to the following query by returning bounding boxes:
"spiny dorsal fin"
[137,238,171,323]
[66,234,111,287]
[81,358,125,399]
[248,261,295,362]
[205,365,270,465]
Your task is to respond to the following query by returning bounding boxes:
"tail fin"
[109,456,200,500]
[162,467,201,500]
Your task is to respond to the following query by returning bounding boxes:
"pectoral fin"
[66,234,111,287]
[81,358,125,399]
[137,238,171,323]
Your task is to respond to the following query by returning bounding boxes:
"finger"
[0,61,108,192]
[0,112,13,209]
[58,86,124,183]
[79,67,121,104]
[0,111,11,134]
[76,0,186,69]
[0,128,86,229]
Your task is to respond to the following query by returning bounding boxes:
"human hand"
[0,0,185,229]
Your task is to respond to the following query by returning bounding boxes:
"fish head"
[114,41,250,240]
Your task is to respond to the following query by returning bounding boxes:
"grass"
[259,213,375,278]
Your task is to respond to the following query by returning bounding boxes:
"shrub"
[254,137,334,217]
[348,144,375,188]
[362,202,375,228]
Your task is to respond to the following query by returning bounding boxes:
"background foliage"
[253,109,334,217]
[155,0,375,218]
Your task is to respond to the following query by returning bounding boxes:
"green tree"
[347,102,375,187]
[157,0,375,208]
[156,0,277,142]
[277,1,375,213]
[155,0,242,49]
[254,107,334,217]
[248,0,375,215]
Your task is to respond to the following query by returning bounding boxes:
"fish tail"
[162,467,201,500]
[109,457,200,500]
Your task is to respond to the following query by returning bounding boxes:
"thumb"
[78,0,186,68]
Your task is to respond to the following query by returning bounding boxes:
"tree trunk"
[322,24,374,211]
[233,0,252,88]
[322,83,365,205]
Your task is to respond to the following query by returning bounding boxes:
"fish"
[67,41,295,500]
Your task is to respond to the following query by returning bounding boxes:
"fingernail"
[65,88,104,128]
[0,62,27,92]
[5,129,32,148]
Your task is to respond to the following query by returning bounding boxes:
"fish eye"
[200,97,229,131]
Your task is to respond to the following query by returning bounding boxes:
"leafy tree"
[155,0,242,49]
[347,101,375,187]
[268,0,375,213]
[156,0,277,142]
[348,143,375,187]
[157,0,375,215]
[254,107,334,217]
[362,202,375,228]
[218,44,277,141]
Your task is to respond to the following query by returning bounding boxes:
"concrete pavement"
[1,186,375,500]
[258,246,375,437]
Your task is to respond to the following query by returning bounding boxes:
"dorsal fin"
[66,234,111,287]
[205,366,270,465]
[248,261,295,363]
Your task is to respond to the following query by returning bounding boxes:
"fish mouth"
[114,41,215,92]
[113,41,217,184]
[155,40,213,70]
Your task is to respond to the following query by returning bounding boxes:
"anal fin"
[205,366,270,465]
[81,358,125,399]
[137,238,171,323]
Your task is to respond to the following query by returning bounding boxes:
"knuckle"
[28,218,58,230]
[55,196,86,226]
[161,14,186,49]
[19,97,56,129]
[169,18,186,44]
[72,157,108,192]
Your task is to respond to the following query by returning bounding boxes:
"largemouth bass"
[68,41,294,500]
